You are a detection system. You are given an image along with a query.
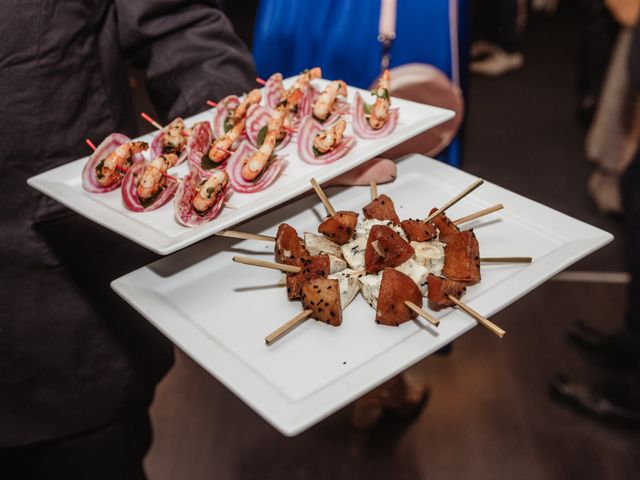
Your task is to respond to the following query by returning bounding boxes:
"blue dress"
[252,0,469,166]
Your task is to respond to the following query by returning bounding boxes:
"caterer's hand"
[328,157,396,187]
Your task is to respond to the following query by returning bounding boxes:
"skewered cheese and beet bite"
[426,274,467,310]
[400,219,437,242]
[275,223,309,266]
[301,278,343,326]
[428,208,460,243]
[442,230,481,283]
[362,194,401,224]
[318,210,359,245]
[364,225,415,274]
[376,268,423,326]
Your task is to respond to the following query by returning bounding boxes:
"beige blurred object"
[586,29,640,213]
[371,63,464,159]
[605,0,640,27]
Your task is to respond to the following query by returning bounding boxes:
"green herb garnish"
[201,152,219,171]
[139,187,163,208]
[256,125,284,148]
[95,159,105,179]
[224,114,234,133]
[312,146,325,157]
[362,102,371,115]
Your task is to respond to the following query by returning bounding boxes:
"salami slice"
[265,72,284,108]
[297,116,355,165]
[352,92,399,139]
[245,104,292,150]
[121,162,179,212]
[174,170,229,227]
[150,119,188,165]
[212,95,241,139]
[81,133,145,193]
[226,142,286,194]
[187,121,225,177]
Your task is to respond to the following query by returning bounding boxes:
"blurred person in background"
[252,0,468,428]
[470,0,526,76]
[0,1,255,478]
[551,14,640,425]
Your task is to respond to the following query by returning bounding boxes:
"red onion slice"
[227,142,286,193]
[81,133,145,193]
[352,92,399,139]
[212,95,241,138]
[297,116,356,165]
[174,170,229,227]
[187,121,224,177]
[265,73,284,108]
[121,162,179,212]
[245,104,291,150]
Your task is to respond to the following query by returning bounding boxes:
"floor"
[144,7,640,480]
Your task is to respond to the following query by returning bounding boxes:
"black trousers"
[1,410,151,480]
[621,149,640,339]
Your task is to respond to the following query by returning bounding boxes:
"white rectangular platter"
[27,78,454,255]
[111,154,612,436]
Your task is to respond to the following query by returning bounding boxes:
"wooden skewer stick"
[140,112,164,131]
[481,257,532,263]
[256,77,267,86]
[405,301,440,327]
[310,178,336,216]
[454,204,504,225]
[232,255,300,273]
[370,180,378,200]
[206,100,217,108]
[424,179,484,223]
[223,202,237,209]
[265,309,312,345]
[447,295,505,338]
[218,230,276,242]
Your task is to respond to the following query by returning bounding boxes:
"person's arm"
[115,0,256,122]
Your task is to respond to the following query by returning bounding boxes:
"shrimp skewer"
[207,118,246,164]
[192,170,230,213]
[136,154,178,200]
[284,67,321,101]
[368,69,391,130]
[313,80,347,121]
[230,89,262,125]
[95,141,148,187]
[161,118,187,154]
[313,118,347,154]
[242,132,278,181]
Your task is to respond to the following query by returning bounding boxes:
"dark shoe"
[550,374,640,427]
[351,375,430,430]
[566,320,639,372]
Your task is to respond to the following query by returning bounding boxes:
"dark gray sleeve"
[631,21,640,92]
[114,0,257,122]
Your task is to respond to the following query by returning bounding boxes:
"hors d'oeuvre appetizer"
[265,67,322,114]
[212,89,261,138]
[312,80,348,123]
[426,273,467,310]
[174,170,230,227]
[353,70,399,139]
[150,117,189,165]
[82,135,147,193]
[275,223,309,266]
[318,210,359,245]
[363,193,401,224]
[297,117,355,165]
[442,230,481,283]
[246,89,302,151]
[226,137,286,194]
[122,153,179,212]
[190,119,246,175]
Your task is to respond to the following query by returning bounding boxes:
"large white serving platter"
[27,78,454,255]
[111,154,612,436]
